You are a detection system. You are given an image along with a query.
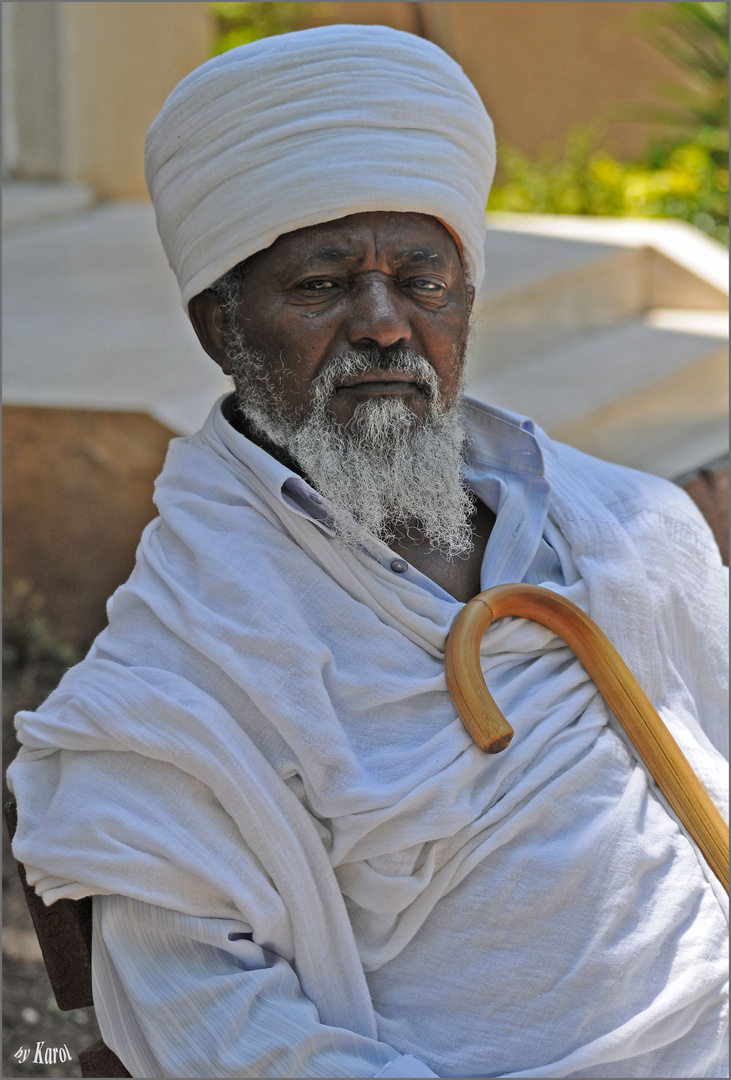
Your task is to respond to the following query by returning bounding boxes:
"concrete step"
[2,202,231,435]
[485,212,729,297]
[467,309,728,478]
[474,214,728,372]
[2,181,96,230]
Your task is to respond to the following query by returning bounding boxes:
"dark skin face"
[189,211,495,601]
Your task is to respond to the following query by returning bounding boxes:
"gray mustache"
[313,347,440,401]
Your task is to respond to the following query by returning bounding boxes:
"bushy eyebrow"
[303,247,353,267]
[301,246,449,269]
[393,248,447,267]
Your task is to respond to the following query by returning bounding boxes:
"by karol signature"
[13,1042,73,1065]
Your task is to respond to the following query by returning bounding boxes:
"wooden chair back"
[4,800,131,1078]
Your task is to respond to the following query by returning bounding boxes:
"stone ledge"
[2,180,96,231]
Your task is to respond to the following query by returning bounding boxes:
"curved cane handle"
[445,583,729,892]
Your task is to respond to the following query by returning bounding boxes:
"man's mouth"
[334,369,423,395]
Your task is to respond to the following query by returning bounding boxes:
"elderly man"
[9,24,728,1080]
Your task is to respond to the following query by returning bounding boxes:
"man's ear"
[188,291,233,375]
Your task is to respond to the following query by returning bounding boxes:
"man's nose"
[345,276,411,349]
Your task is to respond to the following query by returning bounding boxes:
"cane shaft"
[445,584,729,892]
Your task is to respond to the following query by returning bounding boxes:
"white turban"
[145,23,496,309]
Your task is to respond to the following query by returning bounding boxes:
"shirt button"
[390,559,409,574]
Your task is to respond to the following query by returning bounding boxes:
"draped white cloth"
[8,397,728,1077]
[144,24,496,307]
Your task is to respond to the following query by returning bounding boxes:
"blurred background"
[3,4,728,1075]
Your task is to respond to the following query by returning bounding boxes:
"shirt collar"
[461,396,545,480]
[210,392,546,526]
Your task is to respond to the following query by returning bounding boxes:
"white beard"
[229,344,475,558]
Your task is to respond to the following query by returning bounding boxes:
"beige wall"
[444,2,684,161]
[59,2,212,199]
[308,2,424,34]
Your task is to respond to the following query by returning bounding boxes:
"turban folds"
[145,24,496,309]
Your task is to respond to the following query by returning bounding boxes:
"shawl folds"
[9,401,728,1046]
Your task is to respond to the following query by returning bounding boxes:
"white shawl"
[9,399,728,1048]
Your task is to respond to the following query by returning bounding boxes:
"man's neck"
[387,500,494,602]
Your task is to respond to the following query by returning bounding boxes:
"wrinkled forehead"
[248,211,464,277]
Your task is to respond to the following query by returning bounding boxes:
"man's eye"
[300,279,338,292]
[407,278,444,293]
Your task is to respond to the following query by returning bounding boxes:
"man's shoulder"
[541,432,681,507]
[536,427,723,567]
[464,395,684,507]
[463,394,717,552]
[152,399,284,523]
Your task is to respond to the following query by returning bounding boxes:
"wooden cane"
[444,583,729,892]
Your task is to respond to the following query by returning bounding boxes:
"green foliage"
[209,3,334,54]
[632,1,728,151]
[488,4,729,243]
[487,124,729,244]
